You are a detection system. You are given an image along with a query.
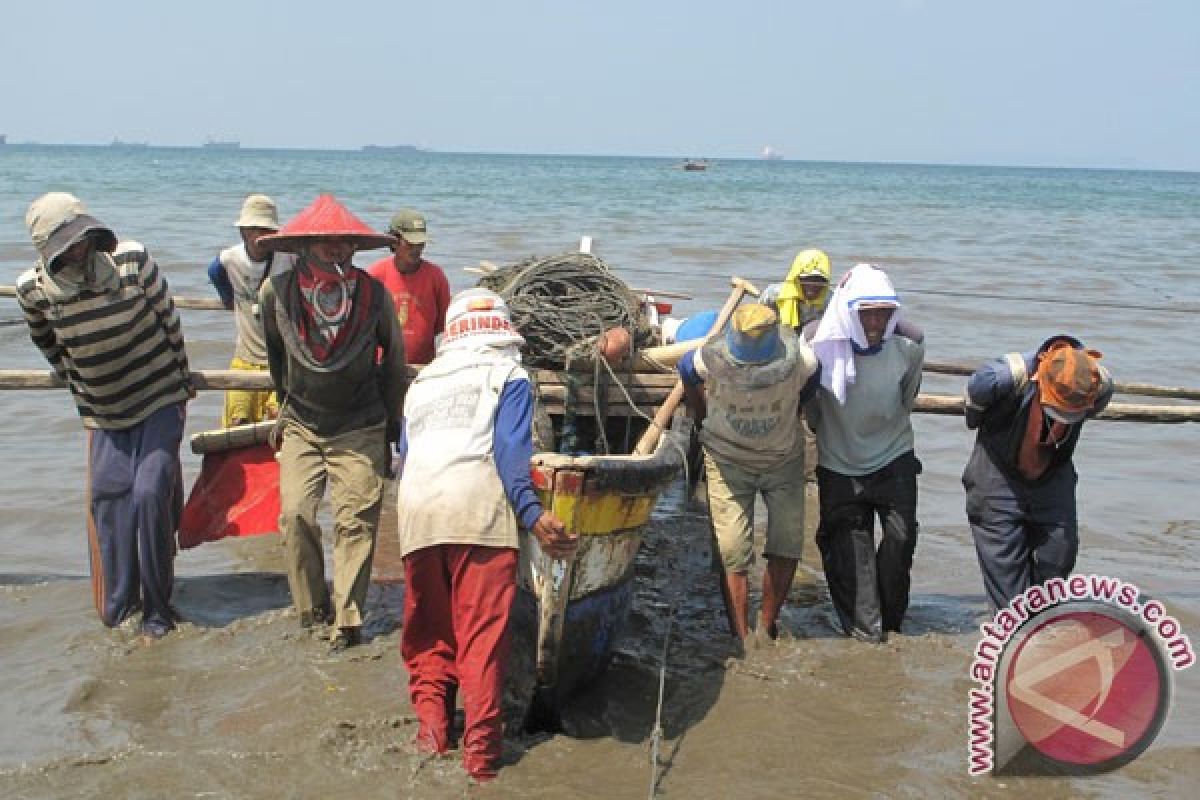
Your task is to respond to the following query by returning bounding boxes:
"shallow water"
[1,147,1198,797]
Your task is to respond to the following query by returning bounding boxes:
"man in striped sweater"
[18,193,194,639]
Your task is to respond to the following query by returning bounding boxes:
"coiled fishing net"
[477,251,655,370]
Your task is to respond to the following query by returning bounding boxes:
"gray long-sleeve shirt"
[805,336,924,476]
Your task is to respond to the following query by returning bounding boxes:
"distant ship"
[760,145,783,161]
[110,138,149,148]
[203,139,240,150]
[361,144,421,154]
[0,134,6,145]
[680,158,710,171]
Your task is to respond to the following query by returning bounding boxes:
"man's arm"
[900,339,925,411]
[796,339,823,407]
[258,280,287,398]
[15,285,67,379]
[677,349,708,423]
[964,351,1027,429]
[375,289,409,439]
[1089,366,1116,417]
[494,378,576,559]
[894,317,925,344]
[433,266,450,335]
[207,255,234,310]
[137,247,193,393]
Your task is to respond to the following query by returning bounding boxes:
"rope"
[647,602,675,799]
[478,252,656,370]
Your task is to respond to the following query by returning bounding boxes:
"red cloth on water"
[178,444,280,548]
[401,544,518,779]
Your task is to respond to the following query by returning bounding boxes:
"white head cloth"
[810,263,901,404]
[438,287,526,359]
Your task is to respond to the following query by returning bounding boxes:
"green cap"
[387,208,428,245]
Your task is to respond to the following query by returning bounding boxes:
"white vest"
[220,245,295,364]
[697,328,817,471]
[397,348,529,557]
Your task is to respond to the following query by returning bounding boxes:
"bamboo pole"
[0,285,227,311]
[0,369,1197,422]
[5,284,1200,402]
[924,359,1200,402]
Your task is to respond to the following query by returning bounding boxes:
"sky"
[1,0,1197,170]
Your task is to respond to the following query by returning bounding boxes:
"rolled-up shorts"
[704,449,806,572]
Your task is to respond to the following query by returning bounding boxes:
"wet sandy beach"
[2,470,1197,799]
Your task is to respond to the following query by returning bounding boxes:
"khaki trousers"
[705,449,807,573]
[277,420,388,629]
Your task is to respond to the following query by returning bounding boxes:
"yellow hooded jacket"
[776,249,832,329]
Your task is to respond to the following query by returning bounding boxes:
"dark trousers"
[962,444,1078,611]
[816,451,920,642]
[85,402,185,633]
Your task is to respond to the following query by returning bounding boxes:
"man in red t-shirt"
[365,209,451,365]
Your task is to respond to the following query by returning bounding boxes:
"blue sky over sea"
[1,0,1197,170]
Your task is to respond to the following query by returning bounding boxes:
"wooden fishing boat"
[505,370,688,728]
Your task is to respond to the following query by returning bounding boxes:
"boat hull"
[506,424,687,726]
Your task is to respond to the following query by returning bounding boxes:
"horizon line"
[0,140,1194,175]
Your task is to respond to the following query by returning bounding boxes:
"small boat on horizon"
[681,158,710,171]
[203,139,240,150]
[761,145,783,161]
[361,144,421,154]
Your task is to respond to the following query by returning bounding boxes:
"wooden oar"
[631,276,760,456]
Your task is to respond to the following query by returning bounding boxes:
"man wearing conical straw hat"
[258,194,408,652]
[206,193,297,426]
[678,303,821,645]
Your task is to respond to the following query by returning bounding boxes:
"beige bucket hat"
[236,194,280,230]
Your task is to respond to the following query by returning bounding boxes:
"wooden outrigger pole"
[3,285,1199,415]
[0,369,1197,423]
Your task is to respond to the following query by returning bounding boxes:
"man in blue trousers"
[17,193,194,639]
[963,335,1113,610]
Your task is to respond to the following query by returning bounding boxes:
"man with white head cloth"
[395,288,577,783]
[805,264,925,643]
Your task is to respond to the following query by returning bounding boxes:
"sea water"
[0,145,1197,797]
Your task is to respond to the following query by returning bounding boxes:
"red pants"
[401,544,518,779]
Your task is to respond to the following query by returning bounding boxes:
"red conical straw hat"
[259,194,396,253]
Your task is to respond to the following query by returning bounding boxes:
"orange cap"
[1036,343,1105,423]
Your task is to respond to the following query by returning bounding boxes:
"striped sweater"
[17,242,192,430]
